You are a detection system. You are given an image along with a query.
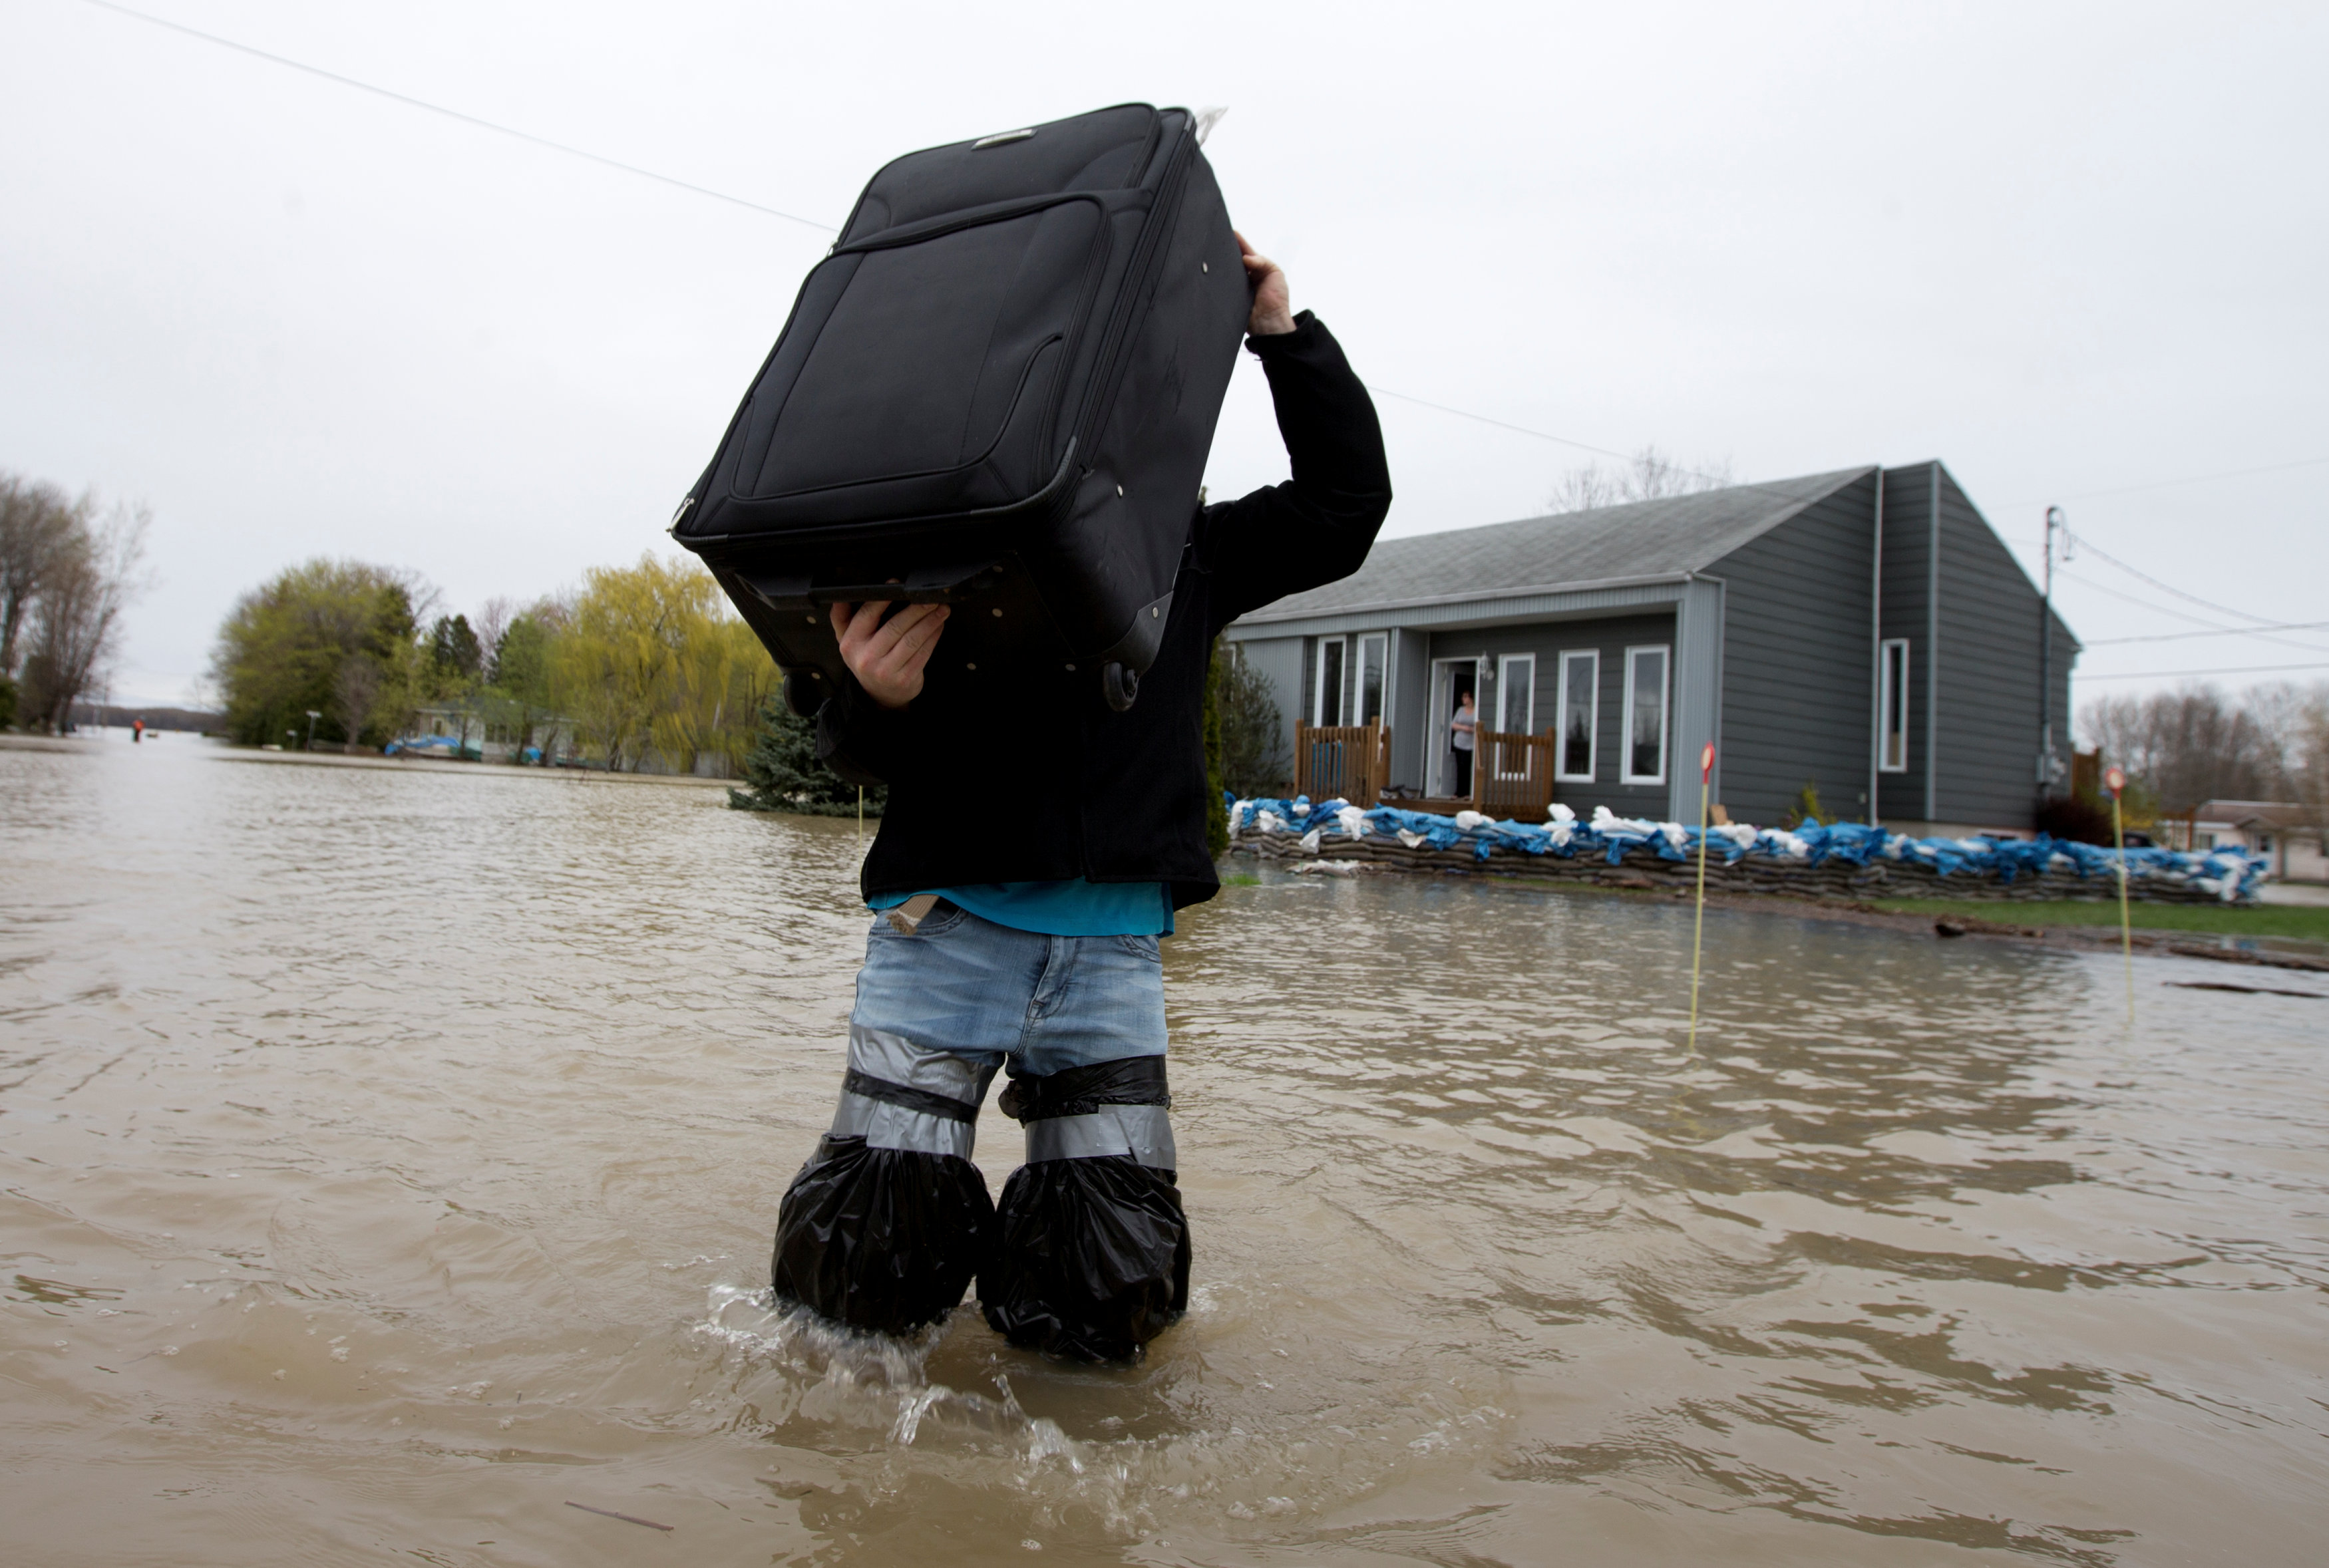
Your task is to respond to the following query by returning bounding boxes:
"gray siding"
[1933,467,2055,828]
[1233,634,1305,791]
[1708,468,1881,826]
[1389,627,1431,792]
[1877,464,1937,821]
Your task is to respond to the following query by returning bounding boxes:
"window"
[1879,638,1910,773]
[1357,634,1387,726]
[1314,637,1346,726]
[1494,653,1536,778]
[1621,645,1670,784]
[1556,650,1598,782]
[1497,653,1535,734]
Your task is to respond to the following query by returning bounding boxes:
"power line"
[2064,529,2286,629]
[2054,568,2329,655]
[1362,387,1639,465]
[2001,454,2329,509]
[2056,569,2248,631]
[2077,661,2329,681]
[75,0,839,234]
[2083,620,2329,647]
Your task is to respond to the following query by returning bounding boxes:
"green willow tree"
[484,610,560,759]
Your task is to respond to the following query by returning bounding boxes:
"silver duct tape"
[847,1024,995,1108]
[1024,1104,1177,1169]
[830,1091,979,1160]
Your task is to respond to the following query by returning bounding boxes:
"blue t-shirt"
[868,879,1174,937]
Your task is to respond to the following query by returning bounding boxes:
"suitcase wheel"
[1102,661,1140,713]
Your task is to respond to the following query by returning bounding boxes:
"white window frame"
[1494,653,1537,777]
[1879,637,1910,773]
[1495,653,1536,734]
[1555,649,1599,782]
[1312,635,1347,726]
[1621,644,1671,786]
[1357,633,1388,727]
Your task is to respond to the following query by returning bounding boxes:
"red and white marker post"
[1688,742,1716,1053]
[2105,765,2134,1025]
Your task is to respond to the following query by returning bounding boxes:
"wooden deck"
[1294,720,1558,820]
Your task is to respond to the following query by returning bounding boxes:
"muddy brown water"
[4,734,2326,1566]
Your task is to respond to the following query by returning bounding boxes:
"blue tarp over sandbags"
[1223,796,2270,901]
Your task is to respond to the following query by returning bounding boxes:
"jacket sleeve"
[1196,311,1393,631]
[815,676,912,788]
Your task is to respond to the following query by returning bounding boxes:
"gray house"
[1222,462,2079,834]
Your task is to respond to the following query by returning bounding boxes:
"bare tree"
[333,654,386,750]
[2288,690,2329,839]
[2079,685,2278,815]
[19,500,151,732]
[472,595,516,681]
[1547,445,1735,514]
[0,474,83,678]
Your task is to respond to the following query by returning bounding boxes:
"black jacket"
[818,311,1391,909]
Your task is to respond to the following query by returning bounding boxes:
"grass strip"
[1867,897,2329,943]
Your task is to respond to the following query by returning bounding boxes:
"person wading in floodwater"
[770,235,1391,1360]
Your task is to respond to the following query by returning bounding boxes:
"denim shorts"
[854,901,1167,1078]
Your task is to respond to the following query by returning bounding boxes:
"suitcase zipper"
[1069,124,1196,470]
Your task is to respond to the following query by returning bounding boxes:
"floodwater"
[5,735,2326,1567]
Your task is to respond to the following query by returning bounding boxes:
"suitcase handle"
[737,560,1005,609]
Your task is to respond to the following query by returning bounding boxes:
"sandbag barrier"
[1226,796,2268,905]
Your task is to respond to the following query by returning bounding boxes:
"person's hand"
[830,593,949,710]
[1234,231,1294,336]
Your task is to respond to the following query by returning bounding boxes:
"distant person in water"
[767,237,1392,1360]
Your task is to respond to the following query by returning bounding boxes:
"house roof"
[1236,466,1873,623]
[2195,800,2316,830]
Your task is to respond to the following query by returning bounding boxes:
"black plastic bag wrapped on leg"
[772,1134,994,1336]
[980,1056,1190,1361]
[771,1026,1001,1336]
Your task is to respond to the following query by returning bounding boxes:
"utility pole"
[2038,507,2063,801]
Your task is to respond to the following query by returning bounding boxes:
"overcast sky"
[4,0,2324,712]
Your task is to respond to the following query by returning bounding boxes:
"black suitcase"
[670,103,1252,714]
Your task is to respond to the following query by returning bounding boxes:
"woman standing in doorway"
[1450,691,1477,798]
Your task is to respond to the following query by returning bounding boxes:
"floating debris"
[564,1501,673,1532]
[2167,981,2324,999]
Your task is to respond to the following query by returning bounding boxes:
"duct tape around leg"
[771,1134,994,1336]
[830,1024,998,1160]
[980,1154,1190,1361]
[832,1069,981,1159]
[1026,1103,1176,1167]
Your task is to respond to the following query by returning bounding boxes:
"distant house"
[2183,800,2328,883]
[396,702,575,766]
[1221,462,2079,834]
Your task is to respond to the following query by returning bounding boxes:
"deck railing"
[1473,728,1556,818]
[1294,721,1390,808]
